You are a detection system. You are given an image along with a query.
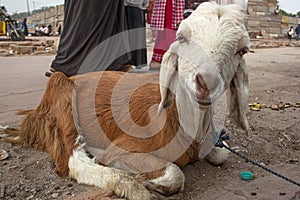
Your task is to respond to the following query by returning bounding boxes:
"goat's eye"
[177,33,187,43]
[237,47,249,57]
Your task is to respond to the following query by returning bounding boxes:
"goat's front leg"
[205,141,230,166]
[68,143,153,200]
[100,138,185,196]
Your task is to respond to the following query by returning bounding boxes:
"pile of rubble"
[0,37,59,56]
[250,39,300,48]
[0,36,299,57]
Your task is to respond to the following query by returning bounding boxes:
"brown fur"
[4,72,78,177]
[73,71,200,168]
[4,71,200,182]
[1,3,250,198]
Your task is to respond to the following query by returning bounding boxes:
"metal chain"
[215,129,300,187]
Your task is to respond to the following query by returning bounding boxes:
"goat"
[1,2,250,199]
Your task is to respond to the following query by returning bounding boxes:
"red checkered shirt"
[150,0,185,30]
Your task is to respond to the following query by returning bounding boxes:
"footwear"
[45,71,52,77]
[49,67,56,72]
[149,61,161,71]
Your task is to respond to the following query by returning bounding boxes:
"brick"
[36,46,46,51]
[11,45,34,55]
[0,42,10,48]
[45,40,54,47]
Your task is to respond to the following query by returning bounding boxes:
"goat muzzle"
[195,73,213,106]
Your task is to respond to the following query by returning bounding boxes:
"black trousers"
[125,6,148,68]
[51,0,131,76]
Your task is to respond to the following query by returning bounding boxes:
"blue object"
[240,171,254,180]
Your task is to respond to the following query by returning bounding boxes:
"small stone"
[242,141,249,147]
[289,158,298,164]
[26,194,34,200]
[62,191,71,196]
[271,104,279,110]
[292,191,300,199]
[259,162,266,167]
[51,193,59,198]
[11,45,34,54]
[0,185,5,198]
[67,183,73,187]
[0,150,9,161]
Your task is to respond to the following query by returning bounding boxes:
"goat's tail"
[1,72,76,177]
[0,109,35,144]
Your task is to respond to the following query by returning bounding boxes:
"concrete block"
[256,11,267,16]
[13,42,33,47]
[269,27,282,34]
[36,46,46,51]
[45,40,54,47]
[31,42,45,46]
[11,45,34,55]
[0,42,10,48]
[253,5,269,12]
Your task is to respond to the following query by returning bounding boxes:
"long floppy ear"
[226,59,249,132]
[158,42,179,115]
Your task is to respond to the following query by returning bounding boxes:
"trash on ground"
[240,171,254,180]
[0,150,9,161]
[249,101,300,111]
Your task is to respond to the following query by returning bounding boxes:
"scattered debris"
[285,158,299,164]
[291,191,300,200]
[0,125,8,129]
[240,171,254,180]
[0,150,9,161]
[0,39,57,56]
[249,102,261,111]
[0,185,4,198]
[250,192,257,196]
[279,192,286,196]
[249,102,300,111]
[259,162,266,167]
[271,104,279,110]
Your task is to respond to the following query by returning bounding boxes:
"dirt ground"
[0,46,300,200]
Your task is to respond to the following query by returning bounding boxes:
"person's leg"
[151,30,167,64]
[150,0,176,70]
[50,0,131,76]
[125,6,147,69]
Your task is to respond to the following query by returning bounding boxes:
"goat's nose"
[195,73,210,100]
[195,72,220,102]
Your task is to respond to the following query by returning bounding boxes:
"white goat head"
[159,2,250,134]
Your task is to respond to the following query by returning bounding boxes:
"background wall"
[25,1,300,38]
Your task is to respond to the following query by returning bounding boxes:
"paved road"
[0,56,54,126]
[0,55,153,127]
[0,48,299,199]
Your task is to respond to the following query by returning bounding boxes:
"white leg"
[205,142,230,166]
[68,145,152,200]
[147,162,185,195]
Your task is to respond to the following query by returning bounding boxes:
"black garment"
[57,25,61,35]
[296,25,300,35]
[125,6,147,68]
[51,0,131,76]
[22,19,28,36]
